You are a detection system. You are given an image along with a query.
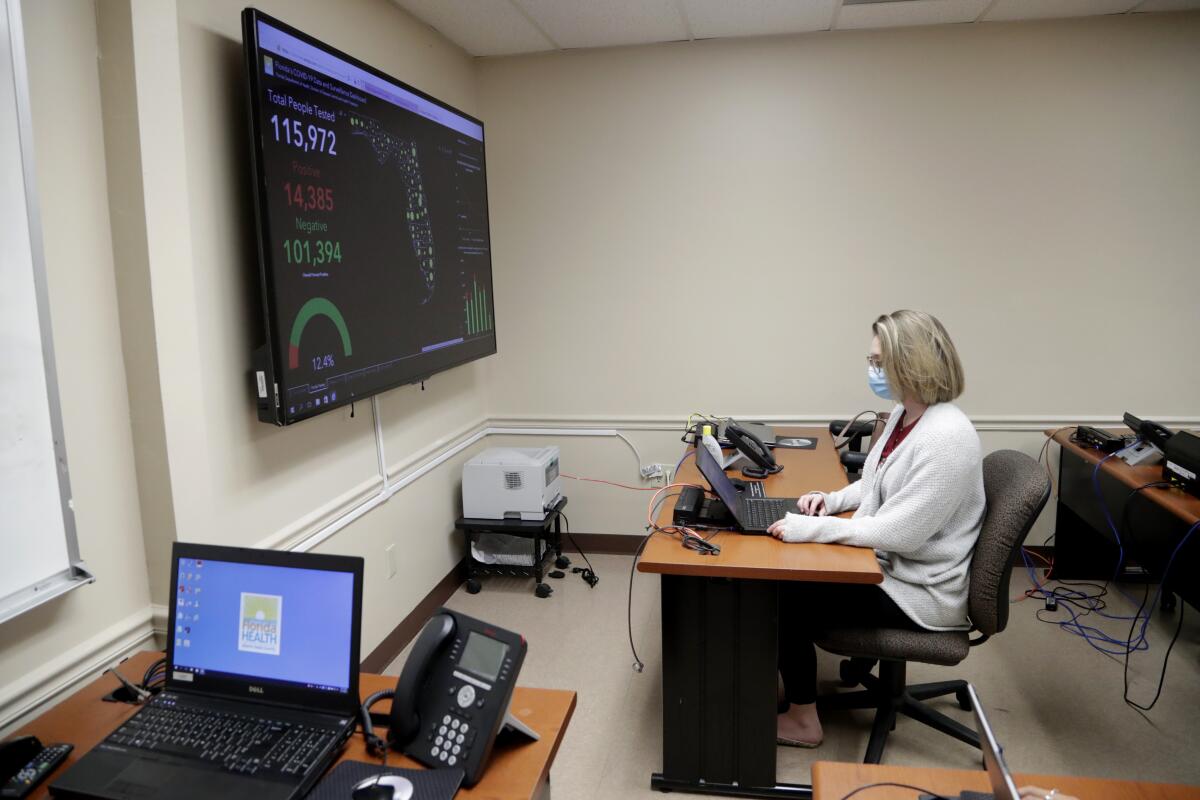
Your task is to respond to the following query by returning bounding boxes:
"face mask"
[867,364,892,400]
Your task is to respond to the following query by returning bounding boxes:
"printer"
[462,446,562,520]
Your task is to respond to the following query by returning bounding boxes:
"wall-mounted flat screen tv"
[242,9,496,426]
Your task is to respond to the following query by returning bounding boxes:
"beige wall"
[0,0,153,728]
[477,13,1200,537]
[479,13,1200,420]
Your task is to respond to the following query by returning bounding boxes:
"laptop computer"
[694,443,797,534]
[52,543,364,800]
[969,683,1020,800]
[919,684,1020,800]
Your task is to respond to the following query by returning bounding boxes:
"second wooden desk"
[638,428,881,799]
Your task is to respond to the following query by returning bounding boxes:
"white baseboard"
[488,412,1200,433]
[261,411,1200,554]
[0,605,157,735]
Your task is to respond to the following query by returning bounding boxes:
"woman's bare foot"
[777,702,823,748]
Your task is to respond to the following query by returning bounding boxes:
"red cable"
[560,473,660,492]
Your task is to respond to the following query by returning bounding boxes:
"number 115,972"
[270,114,337,156]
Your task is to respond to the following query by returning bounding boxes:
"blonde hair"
[873,310,965,405]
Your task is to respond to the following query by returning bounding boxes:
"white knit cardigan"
[775,402,986,631]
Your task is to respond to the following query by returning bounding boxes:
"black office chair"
[814,449,1051,764]
[829,418,882,481]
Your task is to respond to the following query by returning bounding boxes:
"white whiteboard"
[0,0,92,624]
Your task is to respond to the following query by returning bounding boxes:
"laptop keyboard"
[741,498,793,530]
[106,694,336,776]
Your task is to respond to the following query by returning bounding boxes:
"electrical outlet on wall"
[385,543,397,579]
[646,464,673,488]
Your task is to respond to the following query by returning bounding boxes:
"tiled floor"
[386,553,1200,799]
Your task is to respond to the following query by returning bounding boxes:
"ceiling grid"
[389,0,1200,57]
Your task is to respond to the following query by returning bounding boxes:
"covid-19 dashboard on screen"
[247,13,496,424]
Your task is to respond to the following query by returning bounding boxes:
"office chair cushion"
[967,450,1051,637]
[816,627,970,666]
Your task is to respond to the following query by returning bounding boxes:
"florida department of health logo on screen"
[239,592,283,655]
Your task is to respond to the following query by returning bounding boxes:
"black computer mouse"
[351,774,414,800]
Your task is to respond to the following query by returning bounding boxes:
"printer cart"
[456,497,569,598]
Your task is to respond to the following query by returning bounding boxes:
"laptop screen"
[695,443,741,512]
[171,555,356,694]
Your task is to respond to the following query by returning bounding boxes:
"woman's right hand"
[796,493,827,516]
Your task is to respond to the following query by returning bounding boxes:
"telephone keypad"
[426,706,477,766]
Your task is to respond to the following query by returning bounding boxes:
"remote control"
[1,743,72,799]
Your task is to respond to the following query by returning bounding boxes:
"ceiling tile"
[982,0,1139,22]
[391,0,556,56]
[681,0,839,39]
[837,0,992,30]
[514,0,688,49]
[1133,0,1200,10]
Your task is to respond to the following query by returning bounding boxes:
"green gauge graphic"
[288,297,352,369]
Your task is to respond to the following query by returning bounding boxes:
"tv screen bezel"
[242,8,497,426]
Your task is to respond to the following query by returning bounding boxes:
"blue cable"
[1021,548,1149,655]
[1079,440,1154,610]
[1027,515,1200,658]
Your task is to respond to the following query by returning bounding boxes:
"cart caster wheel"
[466,579,482,594]
[555,555,570,569]
[956,686,973,711]
[535,583,553,599]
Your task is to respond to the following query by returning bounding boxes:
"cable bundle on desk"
[107,656,167,704]
[680,412,729,445]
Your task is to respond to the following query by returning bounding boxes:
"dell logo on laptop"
[249,686,264,694]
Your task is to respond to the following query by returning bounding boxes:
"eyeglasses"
[866,355,883,369]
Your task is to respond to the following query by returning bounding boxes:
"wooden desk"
[639,428,881,799]
[14,651,576,800]
[1046,429,1200,612]
[639,427,881,584]
[813,760,1200,800]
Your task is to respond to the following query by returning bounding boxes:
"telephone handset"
[724,423,782,478]
[1123,412,1174,451]
[388,609,537,786]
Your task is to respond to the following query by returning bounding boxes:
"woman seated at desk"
[766,309,985,748]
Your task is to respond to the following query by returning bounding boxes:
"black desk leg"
[654,575,811,799]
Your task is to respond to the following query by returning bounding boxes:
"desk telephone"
[385,609,537,786]
[723,422,781,478]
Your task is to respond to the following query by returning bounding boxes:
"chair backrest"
[968,450,1051,637]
